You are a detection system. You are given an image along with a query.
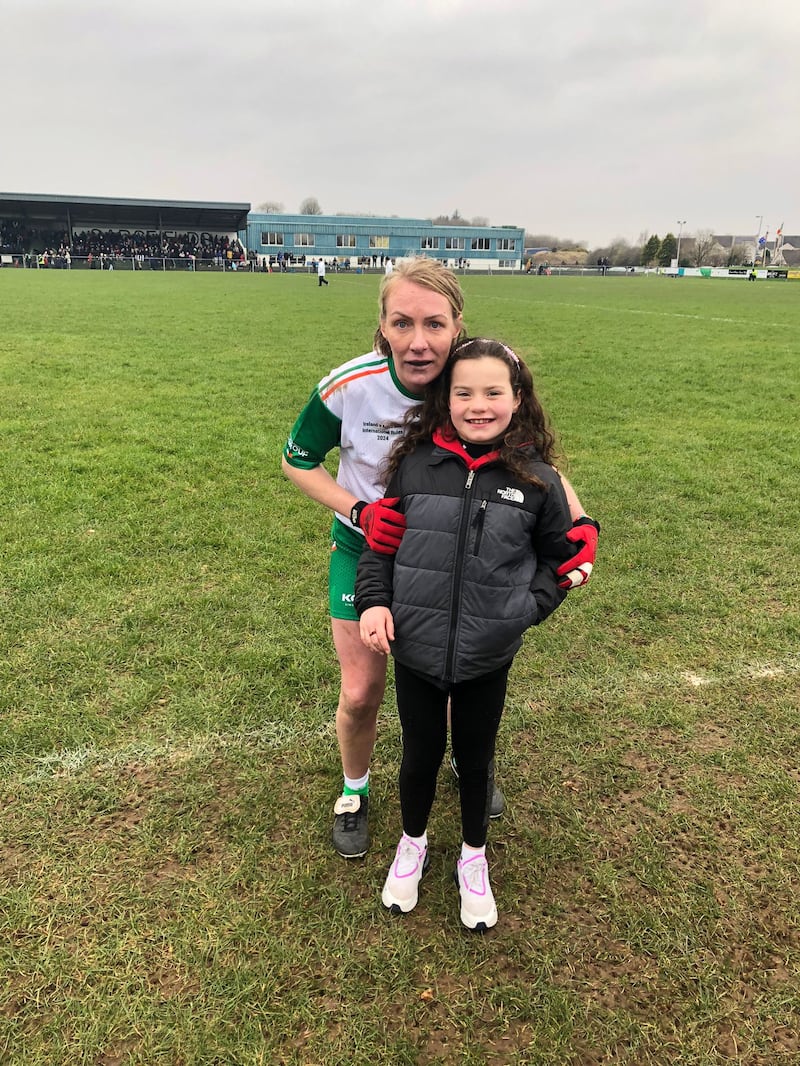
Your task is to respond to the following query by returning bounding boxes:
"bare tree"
[691,229,716,267]
[727,243,748,267]
[258,200,284,213]
[707,241,730,268]
[299,197,323,215]
[590,239,636,267]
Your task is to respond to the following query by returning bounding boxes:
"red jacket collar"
[432,427,501,471]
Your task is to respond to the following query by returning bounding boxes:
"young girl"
[355,338,579,931]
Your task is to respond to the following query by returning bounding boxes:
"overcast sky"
[4,0,798,247]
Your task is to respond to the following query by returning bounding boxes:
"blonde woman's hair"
[373,257,467,357]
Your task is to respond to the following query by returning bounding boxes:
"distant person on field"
[318,258,329,286]
[355,338,576,930]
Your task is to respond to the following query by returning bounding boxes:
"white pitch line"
[555,302,742,325]
[675,657,800,688]
[19,719,336,783]
[12,658,799,783]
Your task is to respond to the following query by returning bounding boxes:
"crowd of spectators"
[1,218,246,267]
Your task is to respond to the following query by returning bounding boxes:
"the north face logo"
[496,487,524,503]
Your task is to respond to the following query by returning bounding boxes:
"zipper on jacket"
[472,498,487,556]
[444,469,476,682]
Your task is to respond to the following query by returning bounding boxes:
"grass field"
[1,269,799,1065]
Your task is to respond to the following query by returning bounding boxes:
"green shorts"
[329,517,365,621]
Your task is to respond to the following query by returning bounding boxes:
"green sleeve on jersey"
[283,388,343,469]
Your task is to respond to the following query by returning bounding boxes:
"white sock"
[343,770,369,794]
[461,842,486,862]
[403,831,427,850]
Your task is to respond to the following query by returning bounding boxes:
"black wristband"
[350,500,368,528]
[574,515,601,535]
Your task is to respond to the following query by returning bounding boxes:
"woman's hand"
[557,516,600,589]
[359,606,395,655]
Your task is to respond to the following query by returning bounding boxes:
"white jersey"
[283,351,422,530]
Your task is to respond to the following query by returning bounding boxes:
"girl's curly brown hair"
[382,337,561,489]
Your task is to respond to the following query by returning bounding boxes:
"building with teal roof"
[243,212,525,271]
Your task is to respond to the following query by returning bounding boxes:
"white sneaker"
[382,835,429,914]
[455,853,498,931]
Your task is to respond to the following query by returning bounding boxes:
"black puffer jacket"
[355,430,573,687]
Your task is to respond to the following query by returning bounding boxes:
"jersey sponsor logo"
[496,486,525,504]
[341,593,355,604]
[286,435,309,458]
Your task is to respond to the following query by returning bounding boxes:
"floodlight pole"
[676,221,687,267]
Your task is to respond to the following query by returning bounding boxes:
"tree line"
[526,230,757,268]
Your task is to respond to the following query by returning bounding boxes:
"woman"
[282,258,598,859]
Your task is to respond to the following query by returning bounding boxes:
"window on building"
[261,232,284,246]
[445,237,465,250]
[336,234,356,247]
[294,233,315,247]
[498,259,515,269]
[470,237,490,251]
[369,235,390,248]
[497,238,516,251]
[420,236,440,250]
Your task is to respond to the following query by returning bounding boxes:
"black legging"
[393,660,510,847]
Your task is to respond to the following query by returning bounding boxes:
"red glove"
[557,516,600,589]
[351,498,407,555]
